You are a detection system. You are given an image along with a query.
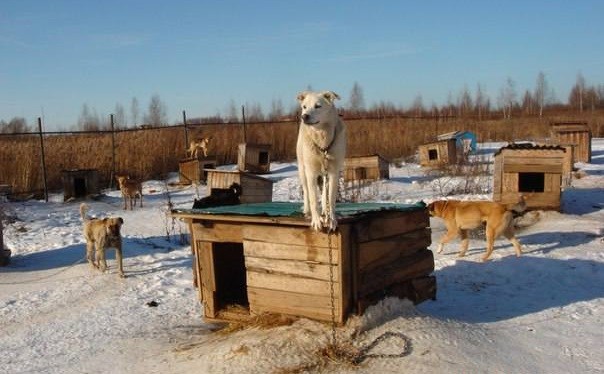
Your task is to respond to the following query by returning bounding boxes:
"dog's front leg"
[304,171,322,231]
[115,244,125,278]
[321,174,338,231]
[298,163,310,217]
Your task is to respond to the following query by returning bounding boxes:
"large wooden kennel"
[61,169,100,201]
[205,169,273,204]
[238,143,271,174]
[493,143,567,211]
[343,154,390,182]
[172,202,435,324]
[179,158,218,184]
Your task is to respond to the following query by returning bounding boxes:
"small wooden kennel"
[179,158,218,184]
[418,139,458,167]
[205,169,273,204]
[343,155,390,182]
[238,143,271,174]
[550,122,592,163]
[61,169,100,201]
[172,202,435,324]
[493,143,567,211]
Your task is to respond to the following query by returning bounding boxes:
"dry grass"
[1,113,602,194]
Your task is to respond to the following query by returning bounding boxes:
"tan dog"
[296,91,347,231]
[428,198,525,261]
[115,174,143,210]
[187,137,212,158]
[80,203,124,277]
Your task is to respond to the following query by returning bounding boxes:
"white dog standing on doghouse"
[296,91,347,231]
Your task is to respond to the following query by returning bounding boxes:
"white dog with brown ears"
[296,90,347,231]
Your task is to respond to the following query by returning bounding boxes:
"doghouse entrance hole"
[258,151,269,166]
[518,172,545,192]
[73,177,87,197]
[213,242,249,312]
[428,149,438,160]
[354,167,367,180]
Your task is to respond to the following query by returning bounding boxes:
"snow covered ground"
[1,140,603,373]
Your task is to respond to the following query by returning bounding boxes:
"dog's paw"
[436,244,444,254]
[310,215,323,231]
[321,215,338,232]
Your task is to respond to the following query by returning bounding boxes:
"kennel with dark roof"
[172,202,435,324]
[493,143,568,211]
[61,169,100,201]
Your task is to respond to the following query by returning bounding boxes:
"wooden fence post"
[38,117,48,202]
[183,110,189,157]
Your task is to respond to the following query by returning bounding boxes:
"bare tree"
[521,90,535,115]
[144,94,168,126]
[411,94,424,117]
[225,99,239,123]
[348,81,365,114]
[130,97,140,127]
[268,99,284,121]
[113,103,126,129]
[534,71,549,117]
[457,86,472,117]
[498,77,517,119]
[246,102,265,122]
[474,83,489,120]
[569,72,586,113]
[0,117,29,133]
[78,104,102,131]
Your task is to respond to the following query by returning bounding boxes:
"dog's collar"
[312,126,337,157]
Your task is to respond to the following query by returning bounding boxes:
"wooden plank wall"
[242,224,349,323]
[351,210,435,313]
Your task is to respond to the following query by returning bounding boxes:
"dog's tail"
[80,203,90,222]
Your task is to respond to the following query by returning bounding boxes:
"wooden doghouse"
[418,139,458,167]
[172,202,435,324]
[343,154,390,182]
[61,169,100,201]
[206,170,273,203]
[436,130,477,155]
[238,143,271,174]
[493,143,567,211]
[550,122,592,163]
[179,158,218,184]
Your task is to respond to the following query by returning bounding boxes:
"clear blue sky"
[2,1,603,130]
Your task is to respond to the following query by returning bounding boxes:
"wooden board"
[245,256,333,280]
[244,240,340,264]
[192,222,243,243]
[248,287,341,323]
[354,210,429,243]
[359,249,434,297]
[242,224,339,248]
[358,228,431,273]
[246,271,339,297]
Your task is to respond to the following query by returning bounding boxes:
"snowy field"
[1,140,603,373]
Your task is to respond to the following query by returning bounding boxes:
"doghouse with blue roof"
[172,202,435,323]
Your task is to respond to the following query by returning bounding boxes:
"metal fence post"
[38,117,48,202]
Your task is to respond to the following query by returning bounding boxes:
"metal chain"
[327,230,337,346]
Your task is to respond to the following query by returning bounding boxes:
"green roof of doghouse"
[172,202,425,225]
